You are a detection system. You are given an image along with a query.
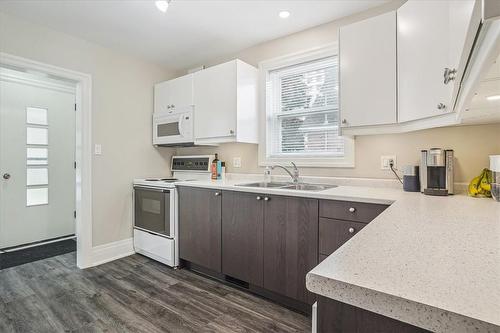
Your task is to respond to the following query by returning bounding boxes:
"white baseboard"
[90,238,135,267]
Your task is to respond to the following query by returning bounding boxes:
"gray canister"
[403,165,420,192]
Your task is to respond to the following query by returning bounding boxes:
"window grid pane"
[267,56,343,157]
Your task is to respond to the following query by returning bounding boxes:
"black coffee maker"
[420,148,454,196]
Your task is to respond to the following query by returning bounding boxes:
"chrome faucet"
[271,162,300,183]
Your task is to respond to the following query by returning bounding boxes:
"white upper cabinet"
[398,0,475,123]
[154,73,194,114]
[339,11,397,128]
[193,59,258,144]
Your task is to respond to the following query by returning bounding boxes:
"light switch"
[94,144,102,155]
[233,157,241,168]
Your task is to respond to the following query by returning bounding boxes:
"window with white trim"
[261,46,354,167]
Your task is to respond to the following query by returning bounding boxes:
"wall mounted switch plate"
[94,144,102,155]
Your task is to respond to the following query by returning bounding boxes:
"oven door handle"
[133,186,169,193]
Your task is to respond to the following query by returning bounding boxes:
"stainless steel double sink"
[235,182,337,192]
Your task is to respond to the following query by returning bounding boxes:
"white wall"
[0,12,176,246]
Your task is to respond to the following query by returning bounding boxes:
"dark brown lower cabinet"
[317,296,430,333]
[263,195,318,304]
[178,186,222,272]
[222,190,264,286]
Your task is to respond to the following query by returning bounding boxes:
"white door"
[397,0,475,123]
[168,74,193,109]
[194,60,237,140]
[339,11,397,127]
[0,70,76,248]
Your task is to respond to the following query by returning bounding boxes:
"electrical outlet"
[233,157,242,168]
[381,155,396,170]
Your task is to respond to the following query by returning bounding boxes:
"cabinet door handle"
[437,103,446,110]
[229,129,235,135]
[214,192,221,196]
[348,227,355,234]
[342,119,347,125]
[443,67,457,84]
[264,197,270,201]
[348,207,356,213]
[256,196,262,201]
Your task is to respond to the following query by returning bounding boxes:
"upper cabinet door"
[168,74,194,109]
[154,81,170,114]
[398,0,474,123]
[194,61,237,141]
[340,11,397,127]
[153,74,193,114]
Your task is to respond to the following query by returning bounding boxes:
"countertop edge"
[306,272,500,333]
[175,182,396,205]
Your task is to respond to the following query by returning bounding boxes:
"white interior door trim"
[0,52,93,269]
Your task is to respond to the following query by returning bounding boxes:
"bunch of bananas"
[468,168,493,197]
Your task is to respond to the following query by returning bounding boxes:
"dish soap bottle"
[211,154,219,180]
[264,166,272,183]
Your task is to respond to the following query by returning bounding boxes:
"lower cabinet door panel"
[222,190,264,286]
[319,218,366,256]
[263,195,319,304]
[178,187,222,272]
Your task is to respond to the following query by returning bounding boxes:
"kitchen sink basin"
[235,182,289,188]
[235,182,337,191]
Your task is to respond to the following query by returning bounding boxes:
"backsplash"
[176,123,500,183]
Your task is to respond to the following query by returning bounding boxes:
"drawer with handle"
[319,218,366,256]
[319,200,388,223]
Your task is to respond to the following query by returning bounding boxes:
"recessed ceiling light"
[155,0,170,13]
[486,95,500,101]
[279,11,290,19]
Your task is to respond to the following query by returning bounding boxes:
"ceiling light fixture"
[155,0,170,13]
[486,95,500,101]
[279,11,290,19]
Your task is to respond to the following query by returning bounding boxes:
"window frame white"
[258,44,354,168]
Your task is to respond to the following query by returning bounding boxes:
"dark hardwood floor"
[0,253,311,333]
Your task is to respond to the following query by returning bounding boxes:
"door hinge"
[74,210,76,219]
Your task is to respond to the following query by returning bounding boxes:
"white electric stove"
[133,155,215,267]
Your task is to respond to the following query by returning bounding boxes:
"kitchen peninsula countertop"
[176,177,500,333]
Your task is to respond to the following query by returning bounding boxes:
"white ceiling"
[0,0,387,70]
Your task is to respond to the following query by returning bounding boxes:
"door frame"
[0,52,93,268]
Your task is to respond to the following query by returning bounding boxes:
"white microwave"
[153,107,194,146]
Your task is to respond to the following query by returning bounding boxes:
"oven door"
[134,186,172,238]
[153,108,193,146]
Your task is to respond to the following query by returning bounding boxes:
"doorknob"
[3,173,11,180]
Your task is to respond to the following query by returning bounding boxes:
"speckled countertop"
[176,175,500,333]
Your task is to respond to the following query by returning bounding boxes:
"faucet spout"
[270,162,300,183]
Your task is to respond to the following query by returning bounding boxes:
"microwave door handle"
[178,115,184,137]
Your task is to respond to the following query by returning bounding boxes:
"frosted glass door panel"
[26,107,48,125]
[27,148,48,165]
[27,127,48,145]
[27,168,48,186]
[27,188,49,206]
